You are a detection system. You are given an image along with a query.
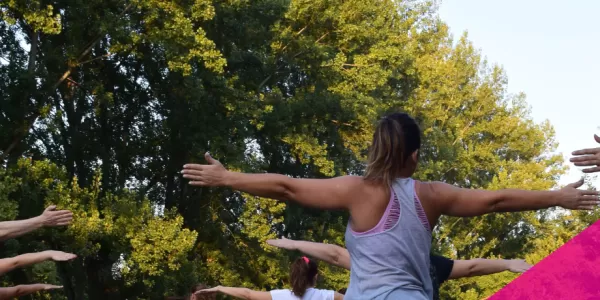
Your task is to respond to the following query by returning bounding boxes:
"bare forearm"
[292,241,350,270]
[0,217,44,241]
[468,259,510,276]
[492,190,560,212]
[0,252,51,275]
[226,172,292,201]
[225,172,350,209]
[216,286,255,299]
[0,284,45,298]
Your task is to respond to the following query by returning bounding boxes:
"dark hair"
[290,257,319,297]
[338,288,347,294]
[364,112,421,186]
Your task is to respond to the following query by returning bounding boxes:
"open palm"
[507,259,532,273]
[266,237,296,250]
[46,251,77,262]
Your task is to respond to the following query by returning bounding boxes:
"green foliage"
[0,0,596,299]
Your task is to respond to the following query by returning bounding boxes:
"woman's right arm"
[424,179,599,217]
[0,251,76,276]
[0,284,62,298]
[182,153,361,209]
[334,291,345,300]
[0,252,51,275]
[266,238,351,270]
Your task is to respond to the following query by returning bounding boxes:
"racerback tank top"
[344,178,433,299]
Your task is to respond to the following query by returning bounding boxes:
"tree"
[1,0,591,299]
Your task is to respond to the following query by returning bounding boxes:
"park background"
[0,0,598,299]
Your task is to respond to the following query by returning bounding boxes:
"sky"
[438,0,600,188]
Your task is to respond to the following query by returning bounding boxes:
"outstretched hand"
[40,284,63,291]
[182,153,229,187]
[507,259,532,273]
[570,134,600,173]
[557,179,599,210]
[194,286,220,294]
[266,237,297,250]
[44,250,77,262]
[40,206,73,227]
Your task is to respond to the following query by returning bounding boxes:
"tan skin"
[0,250,77,275]
[194,274,344,300]
[182,152,599,233]
[266,238,532,280]
[570,134,600,173]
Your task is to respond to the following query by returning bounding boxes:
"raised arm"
[421,179,599,218]
[266,238,350,270]
[449,259,531,279]
[0,251,77,275]
[570,134,600,173]
[0,284,62,298]
[195,286,271,300]
[0,205,73,241]
[182,153,361,210]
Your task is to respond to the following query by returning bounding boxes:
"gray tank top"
[344,178,433,299]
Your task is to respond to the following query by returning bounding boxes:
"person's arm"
[182,153,361,209]
[195,286,271,300]
[266,238,351,270]
[0,284,62,298]
[448,259,531,279]
[570,134,600,173]
[0,251,77,275]
[0,205,73,241]
[426,179,599,218]
[334,292,345,300]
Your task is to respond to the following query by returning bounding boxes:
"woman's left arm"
[196,286,271,300]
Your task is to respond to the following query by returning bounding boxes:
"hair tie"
[302,256,309,264]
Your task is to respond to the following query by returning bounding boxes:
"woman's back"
[344,177,432,300]
[270,288,335,300]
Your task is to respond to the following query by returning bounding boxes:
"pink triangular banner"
[490,220,600,299]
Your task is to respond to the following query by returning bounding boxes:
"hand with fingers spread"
[181,153,230,187]
[557,179,599,210]
[44,250,77,262]
[39,205,73,227]
[507,259,532,273]
[570,134,600,173]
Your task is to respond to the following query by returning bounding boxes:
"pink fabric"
[413,180,431,232]
[350,191,399,236]
[490,220,600,299]
[350,184,431,236]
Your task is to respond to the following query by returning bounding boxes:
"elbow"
[332,247,350,270]
[13,286,25,297]
[242,288,254,300]
[465,259,484,277]
[331,252,341,267]
[278,178,295,201]
[485,192,506,214]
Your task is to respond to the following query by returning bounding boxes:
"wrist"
[222,171,235,186]
[40,250,53,260]
[551,190,564,207]
[30,216,46,228]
